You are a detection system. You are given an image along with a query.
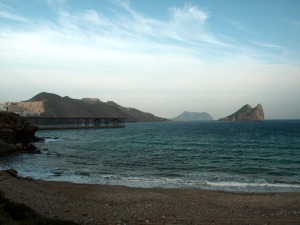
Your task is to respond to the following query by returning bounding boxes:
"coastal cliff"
[0,112,40,156]
[219,104,264,121]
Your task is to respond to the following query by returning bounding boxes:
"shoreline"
[4,162,300,193]
[0,172,299,225]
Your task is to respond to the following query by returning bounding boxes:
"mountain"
[27,92,168,122]
[171,111,213,121]
[219,104,264,121]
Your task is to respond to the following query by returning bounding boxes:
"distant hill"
[219,104,264,121]
[106,101,167,122]
[27,92,168,122]
[171,111,213,121]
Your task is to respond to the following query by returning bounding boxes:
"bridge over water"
[25,117,125,130]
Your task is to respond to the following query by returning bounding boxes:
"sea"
[1,120,300,192]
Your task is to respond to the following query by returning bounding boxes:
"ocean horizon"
[1,120,299,193]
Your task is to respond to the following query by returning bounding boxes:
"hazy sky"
[0,0,300,119]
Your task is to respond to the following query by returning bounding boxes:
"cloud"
[45,0,65,10]
[38,2,228,61]
[168,4,224,46]
[287,19,300,26]
[0,1,299,118]
[169,4,208,25]
[0,11,28,22]
[0,1,294,75]
[253,40,284,50]
[56,9,111,36]
[0,2,28,22]
[111,2,227,47]
[0,1,295,67]
[223,18,251,33]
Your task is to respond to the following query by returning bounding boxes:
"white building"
[0,103,7,111]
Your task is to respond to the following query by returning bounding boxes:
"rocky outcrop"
[219,104,264,121]
[0,112,40,156]
[171,111,213,121]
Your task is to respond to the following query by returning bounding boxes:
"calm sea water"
[1,121,300,192]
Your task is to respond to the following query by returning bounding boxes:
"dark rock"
[25,144,37,151]
[16,142,24,149]
[219,104,264,121]
[0,140,16,155]
[0,112,40,156]
[5,169,18,177]
[32,136,45,142]
[36,149,42,154]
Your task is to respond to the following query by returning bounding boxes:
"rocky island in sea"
[171,111,213,121]
[219,104,264,121]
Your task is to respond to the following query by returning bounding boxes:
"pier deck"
[25,117,125,130]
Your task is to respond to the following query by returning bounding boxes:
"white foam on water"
[205,181,300,192]
[4,156,299,193]
[206,181,300,188]
[43,137,63,143]
[7,164,300,192]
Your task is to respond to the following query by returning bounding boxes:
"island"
[171,111,213,121]
[219,104,264,121]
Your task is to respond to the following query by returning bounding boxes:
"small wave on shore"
[8,162,300,193]
[42,136,62,143]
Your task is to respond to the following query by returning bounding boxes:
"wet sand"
[0,172,299,225]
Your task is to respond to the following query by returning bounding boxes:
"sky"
[0,0,300,119]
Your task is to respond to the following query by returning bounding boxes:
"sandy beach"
[0,171,299,225]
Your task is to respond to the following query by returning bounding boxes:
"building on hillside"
[6,103,40,117]
[0,103,7,111]
[20,111,39,117]
[17,101,45,114]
